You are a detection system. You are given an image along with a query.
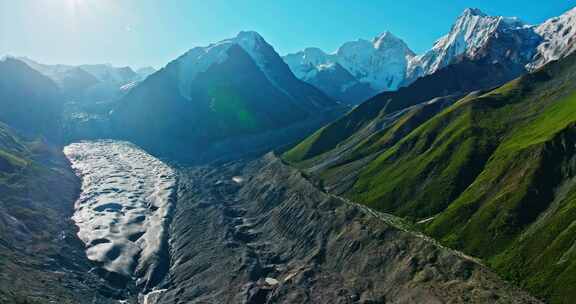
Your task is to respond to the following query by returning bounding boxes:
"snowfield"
[64,141,176,283]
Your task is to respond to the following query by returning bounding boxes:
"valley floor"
[59,140,541,303]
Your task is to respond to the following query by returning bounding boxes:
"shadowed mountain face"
[56,67,101,99]
[0,58,64,141]
[299,62,378,105]
[110,32,343,163]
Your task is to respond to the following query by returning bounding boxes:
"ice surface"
[64,140,176,279]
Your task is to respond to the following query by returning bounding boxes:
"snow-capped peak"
[224,31,267,58]
[529,6,576,70]
[406,8,536,82]
[461,8,488,18]
[373,31,396,48]
[227,31,276,79]
[285,7,575,101]
[373,31,415,56]
[282,48,331,79]
[435,8,524,53]
[174,31,293,99]
[334,34,415,91]
[175,41,235,98]
[284,31,414,93]
[234,30,265,44]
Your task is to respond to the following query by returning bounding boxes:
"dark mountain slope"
[0,58,63,141]
[0,123,117,303]
[111,32,342,163]
[342,53,576,303]
[304,62,377,105]
[57,67,101,100]
[18,57,148,104]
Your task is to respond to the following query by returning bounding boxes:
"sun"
[65,0,85,9]
[64,0,86,16]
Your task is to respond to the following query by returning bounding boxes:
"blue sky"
[1,0,574,68]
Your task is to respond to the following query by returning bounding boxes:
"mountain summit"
[285,7,576,105]
[530,7,576,70]
[283,31,414,104]
[406,8,541,82]
[461,7,488,17]
[17,57,152,102]
[110,31,341,162]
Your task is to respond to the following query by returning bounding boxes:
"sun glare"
[65,0,84,15]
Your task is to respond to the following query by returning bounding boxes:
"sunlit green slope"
[347,53,576,302]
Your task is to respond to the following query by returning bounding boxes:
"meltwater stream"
[64,140,176,292]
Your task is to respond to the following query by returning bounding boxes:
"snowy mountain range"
[16,57,155,103]
[285,6,576,104]
[529,7,576,70]
[283,32,414,104]
[406,8,541,82]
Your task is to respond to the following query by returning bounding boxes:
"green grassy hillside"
[342,53,576,302]
[284,60,519,163]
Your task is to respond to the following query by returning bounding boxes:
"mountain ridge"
[284,6,576,104]
[283,31,414,104]
[16,56,155,103]
[110,31,343,163]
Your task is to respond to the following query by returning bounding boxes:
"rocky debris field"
[149,153,540,304]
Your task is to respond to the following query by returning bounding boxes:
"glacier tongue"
[64,140,176,287]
